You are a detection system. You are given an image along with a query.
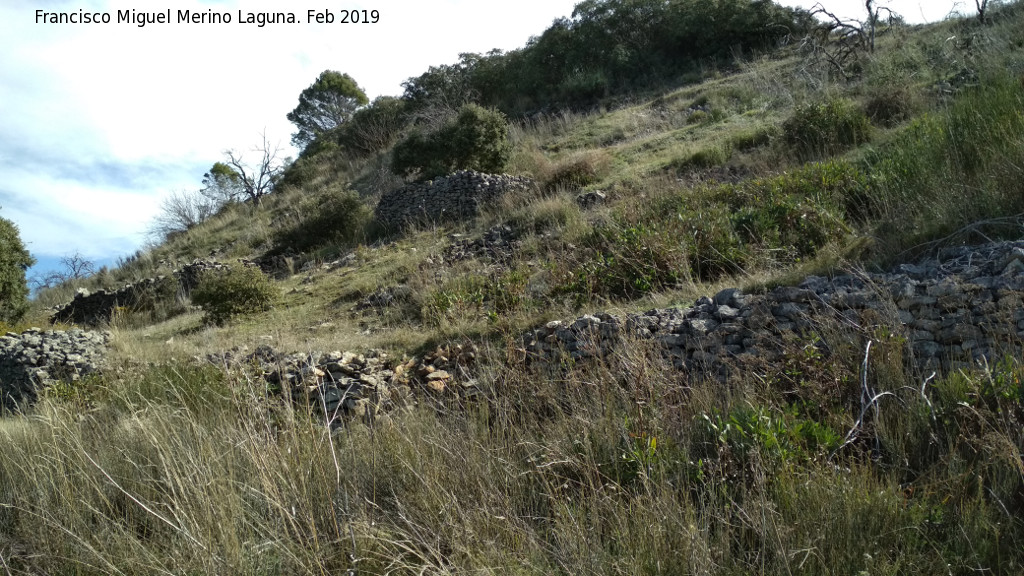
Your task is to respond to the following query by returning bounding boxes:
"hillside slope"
[4,3,1024,574]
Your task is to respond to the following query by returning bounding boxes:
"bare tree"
[803,1,899,80]
[148,188,216,242]
[975,0,992,22]
[29,251,96,291]
[225,133,285,205]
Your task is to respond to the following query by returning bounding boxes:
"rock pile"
[351,285,414,314]
[207,342,480,425]
[51,276,178,326]
[523,241,1024,376]
[375,170,533,230]
[443,224,520,264]
[0,328,111,410]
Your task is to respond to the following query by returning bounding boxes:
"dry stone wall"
[375,170,533,230]
[208,342,478,427]
[0,328,111,411]
[523,241,1024,377]
[51,259,230,326]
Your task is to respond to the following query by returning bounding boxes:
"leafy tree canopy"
[287,70,369,149]
[392,103,511,180]
[201,161,243,204]
[0,212,35,323]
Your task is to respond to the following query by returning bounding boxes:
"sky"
[0,0,980,285]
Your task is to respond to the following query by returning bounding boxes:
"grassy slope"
[4,6,1024,574]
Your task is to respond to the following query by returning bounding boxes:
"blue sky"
[1,0,975,287]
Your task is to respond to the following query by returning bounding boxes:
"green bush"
[783,98,871,159]
[336,96,409,157]
[558,221,692,303]
[392,103,511,180]
[190,265,279,326]
[709,161,858,259]
[672,144,732,172]
[273,187,370,253]
[863,87,917,127]
[0,213,34,323]
[728,124,778,151]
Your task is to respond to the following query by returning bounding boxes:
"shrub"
[863,87,917,127]
[541,150,611,192]
[0,213,33,323]
[190,265,279,326]
[728,124,779,151]
[273,187,370,253]
[558,221,692,303]
[336,96,409,157]
[671,145,732,172]
[392,104,511,180]
[783,98,871,159]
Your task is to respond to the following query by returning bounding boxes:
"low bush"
[392,104,511,180]
[783,97,871,159]
[863,86,917,127]
[671,144,732,172]
[190,265,279,326]
[540,150,612,192]
[272,187,370,253]
[728,124,779,151]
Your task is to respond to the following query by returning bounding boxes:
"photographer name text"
[35,9,380,27]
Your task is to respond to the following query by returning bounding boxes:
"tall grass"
[861,71,1024,258]
[1,333,1021,574]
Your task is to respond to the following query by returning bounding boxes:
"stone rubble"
[374,170,533,230]
[207,342,480,426]
[442,224,520,264]
[522,241,1024,376]
[0,328,111,410]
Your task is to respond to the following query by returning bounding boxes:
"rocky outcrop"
[523,241,1024,377]
[0,328,111,411]
[375,170,533,230]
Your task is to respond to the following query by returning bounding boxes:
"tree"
[287,70,369,149]
[336,96,410,157]
[391,103,511,180]
[200,161,243,205]
[28,251,95,292]
[148,188,216,241]
[0,212,35,323]
[225,133,286,205]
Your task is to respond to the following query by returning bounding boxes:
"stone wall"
[374,170,533,230]
[51,259,230,326]
[0,328,111,411]
[523,241,1024,377]
[208,342,478,427]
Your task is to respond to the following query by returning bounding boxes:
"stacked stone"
[51,259,231,326]
[208,342,481,425]
[51,276,177,326]
[174,259,231,293]
[210,346,407,425]
[0,328,111,410]
[523,241,1024,376]
[374,170,533,230]
[443,224,520,264]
